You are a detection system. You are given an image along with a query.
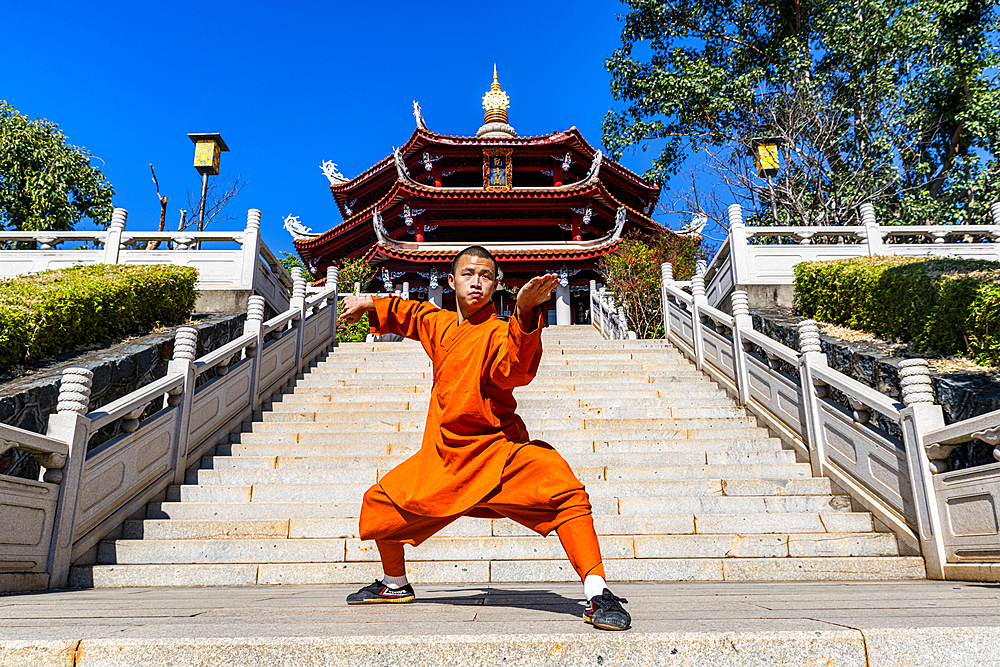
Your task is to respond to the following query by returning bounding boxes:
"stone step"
[248,416,761,434]
[226,433,778,454]
[197,449,794,474]
[126,511,873,541]
[70,555,927,587]
[165,478,834,504]
[146,488,842,521]
[95,529,901,566]
[259,406,748,423]
[274,392,732,408]
[183,462,810,487]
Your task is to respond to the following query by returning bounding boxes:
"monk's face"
[448,255,496,314]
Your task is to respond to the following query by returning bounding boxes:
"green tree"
[0,101,115,232]
[600,229,706,338]
[603,0,1000,227]
[335,258,377,343]
[278,251,314,283]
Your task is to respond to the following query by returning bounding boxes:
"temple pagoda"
[293,67,666,325]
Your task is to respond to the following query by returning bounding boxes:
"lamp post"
[749,137,782,223]
[187,133,229,235]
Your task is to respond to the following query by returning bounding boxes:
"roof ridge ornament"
[413,101,428,131]
[320,160,349,186]
[283,214,321,240]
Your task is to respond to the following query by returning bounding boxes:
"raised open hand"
[515,273,560,330]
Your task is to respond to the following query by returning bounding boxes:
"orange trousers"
[359,442,606,581]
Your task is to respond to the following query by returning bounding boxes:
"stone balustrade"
[703,202,1000,311]
[589,280,635,340]
[0,208,293,315]
[661,262,1000,582]
[0,267,340,592]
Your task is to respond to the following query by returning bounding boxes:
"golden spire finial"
[482,65,510,125]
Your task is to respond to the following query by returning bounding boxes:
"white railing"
[703,202,1000,309]
[589,280,636,340]
[0,208,293,315]
[0,266,341,592]
[662,261,1000,581]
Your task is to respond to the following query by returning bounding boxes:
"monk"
[338,246,631,631]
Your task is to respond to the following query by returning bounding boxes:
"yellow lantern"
[188,133,229,176]
[750,137,782,178]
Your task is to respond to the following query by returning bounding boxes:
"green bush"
[599,230,707,339]
[0,264,197,372]
[794,256,1000,365]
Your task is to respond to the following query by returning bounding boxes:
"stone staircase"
[70,325,926,587]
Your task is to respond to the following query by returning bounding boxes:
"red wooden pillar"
[415,215,425,243]
[553,164,563,187]
[571,213,582,241]
[433,163,442,188]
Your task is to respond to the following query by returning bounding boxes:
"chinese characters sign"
[483,148,513,191]
[194,140,222,175]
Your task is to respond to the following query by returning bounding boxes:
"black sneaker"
[583,588,631,630]
[346,580,416,605]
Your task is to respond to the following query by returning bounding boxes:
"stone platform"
[3,580,1000,665]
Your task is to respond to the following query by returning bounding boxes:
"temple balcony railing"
[589,280,636,340]
[0,208,293,315]
[0,266,341,593]
[702,202,1000,312]
[662,261,1000,582]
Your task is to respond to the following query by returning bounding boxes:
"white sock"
[584,574,607,600]
[381,573,409,589]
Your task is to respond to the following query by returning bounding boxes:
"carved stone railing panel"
[1,246,341,592]
[701,202,1000,309]
[660,261,1000,578]
[0,208,293,315]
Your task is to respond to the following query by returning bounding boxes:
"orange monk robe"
[368,295,553,518]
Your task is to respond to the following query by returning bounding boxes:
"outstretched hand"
[341,295,375,324]
[515,273,560,331]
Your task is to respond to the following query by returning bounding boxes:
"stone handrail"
[588,280,636,340]
[0,265,341,593]
[662,260,1000,582]
[0,209,293,315]
[702,202,1000,310]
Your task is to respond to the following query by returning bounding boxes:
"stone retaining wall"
[751,309,1000,469]
[0,314,246,479]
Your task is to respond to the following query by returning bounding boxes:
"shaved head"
[451,246,501,280]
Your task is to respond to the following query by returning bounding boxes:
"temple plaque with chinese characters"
[483,148,513,191]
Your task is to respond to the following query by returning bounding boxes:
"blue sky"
[2,0,697,258]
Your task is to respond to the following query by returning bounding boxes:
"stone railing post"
[860,203,884,255]
[240,209,262,292]
[727,204,750,286]
[401,281,410,300]
[167,328,199,485]
[244,297,267,413]
[691,261,708,369]
[326,266,340,350]
[897,359,948,579]
[797,320,830,477]
[290,268,307,375]
[102,208,127,264]
[660,262,673,339]
[730,290,752,407]
[991,201,1000,227]
[45,368,94,588]
[589,279,597,329]
[597,287,607,338]
[354,282,361,296]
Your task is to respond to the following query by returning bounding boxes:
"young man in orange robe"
[338,246,631,630]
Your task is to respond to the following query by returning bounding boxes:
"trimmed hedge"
[794,256,1000,366]
[0,264,198,372]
